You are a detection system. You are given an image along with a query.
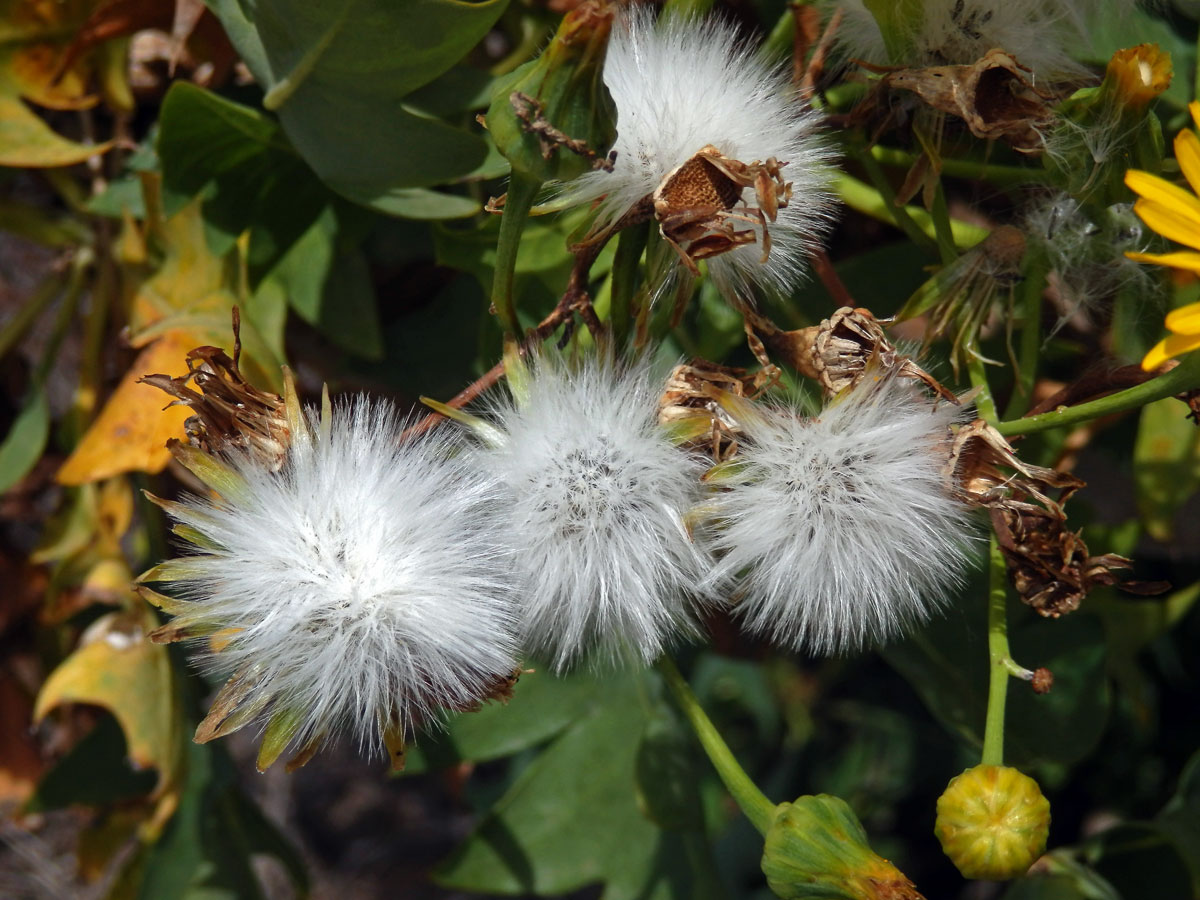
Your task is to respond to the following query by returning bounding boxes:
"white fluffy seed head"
[473,356,714,671]
[830,0,1095,78]
[164,397,519,755]
[705,376,978,655]
[567,8,836,302]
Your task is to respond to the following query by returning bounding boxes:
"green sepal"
[167,441,252,506]
[762,795,923,899]
[133,585,191,617]
[195,664,270,744]
[256,706,305,772]
[502,339,532,407]
[136,557,213,586]
[660,415,716,447]
[703,459,749,483]
[419,397,505,447]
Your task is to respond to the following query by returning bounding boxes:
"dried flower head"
[461,353,713,670]
[833,0,1096,78]
[704,373,976,654]
[138,394,519,771]
[567,8,835,304]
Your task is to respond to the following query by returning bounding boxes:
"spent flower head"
[453,351,714,671]
[139,390,519,771]
[704,372,977,655]
[567,7,835,305]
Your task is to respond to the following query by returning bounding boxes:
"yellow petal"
[1125,250,1200,273]
[1133,197,1200,251]
[1126,170,1200,233]
[1190,100,1200,132]
[1165,302,1200,335]
[1142,332,1200,371]
[1177,130,1200,199]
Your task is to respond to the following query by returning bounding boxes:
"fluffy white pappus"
[165,397,519,755]
[829,0,1103,78]
[474,357,713,670]
[705,376,977,655]
[568,8,836,301]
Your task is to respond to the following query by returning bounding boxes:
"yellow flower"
[1124,101,1200,370]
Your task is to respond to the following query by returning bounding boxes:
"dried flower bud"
[139,315,292,471]
[745,306,955,402]
[935,765,1050,881]
[944,419,1082,515]
[763,794,925,899]
[485,0,617,183]
[657,359,778,461]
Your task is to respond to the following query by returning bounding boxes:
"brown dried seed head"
[1030,668,1054,694]
[658,359,778,461]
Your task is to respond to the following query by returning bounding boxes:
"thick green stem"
[869,146,1053,187]
[996,351,1200,438]
[610,224,648,352]
[491,174,541,338]
[982,536,1012,767]
[657,656,776,836]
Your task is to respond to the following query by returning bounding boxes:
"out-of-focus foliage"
[1,0,1198,898]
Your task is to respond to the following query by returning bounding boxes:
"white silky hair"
[705,376,978,655]
[830,0,1101,78]
[474,357,713,671]
[165,397,519,754]
[567,6,836,302]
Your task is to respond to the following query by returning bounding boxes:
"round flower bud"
[935,764,1050,880]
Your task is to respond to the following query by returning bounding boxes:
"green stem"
[759,6,798,62]
[996,351,1200,438]
[847,152,940,256]
[610,224,647,353]
[929,182,958,266]
[657,656,775,836]
[834,171,988,253]
[982,535,1012,767]
[491,174,541,338]
[1002,247,1048,421]
[869,146,1052,187]
[966,351,998,424]
[0,268,65,362]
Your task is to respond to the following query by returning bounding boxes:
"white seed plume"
[568,8,835,302]
[473,357,713,670]
[831,0,1104,78]
[705,376,977,654]
[162,397,519,755]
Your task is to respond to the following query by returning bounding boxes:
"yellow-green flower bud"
[485,0,618,183]
[762,794,925,899]
[934,764,1050,881]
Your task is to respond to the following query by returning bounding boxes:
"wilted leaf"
[56,330,195,484]
[33,610,183,794]
[0,386,49,492]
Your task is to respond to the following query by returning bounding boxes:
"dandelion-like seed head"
[474,355,713,670]
[568,8,835,303]
[706,375,977,654]
[144,397,519,769]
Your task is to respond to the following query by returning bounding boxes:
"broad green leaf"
[437,670,718,899]
[157,82,327,269]
[25,714,157,813]
[883,603,1109,768]
[205,0,508,198]
[0,386,48,491]
[1133,396,1200,542]
[404,667,602,774]
[33,611,183,795]
[265,205,383,359]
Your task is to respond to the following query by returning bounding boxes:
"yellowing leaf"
[33,610,182,794]
[56,331,195,484]
[0,92,110,167]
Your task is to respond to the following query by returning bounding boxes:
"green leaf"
[404,667,602,774]
[265,205,383,359]
[0,386,48,492]
[25,715,157,813]
[437,670,719,899]
[205,0,508,198]
[1133,396,1200,542]
[883,604,1109,767]
[157,83,327,273]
